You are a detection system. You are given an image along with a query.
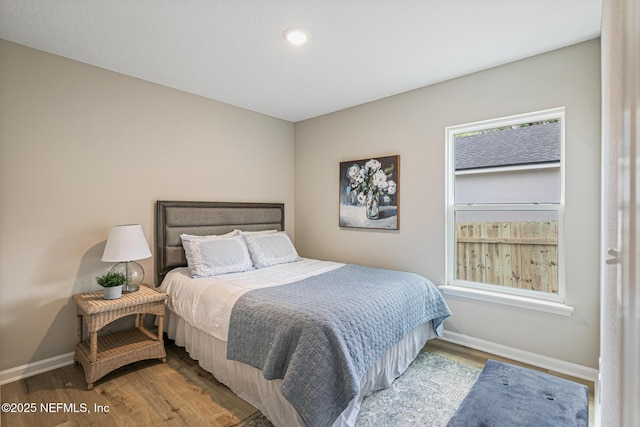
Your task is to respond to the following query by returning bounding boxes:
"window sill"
[439,284,574,316]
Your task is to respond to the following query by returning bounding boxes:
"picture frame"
[339,155,400,230]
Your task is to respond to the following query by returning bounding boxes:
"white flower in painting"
[357,192,367,205]
[365,159,381,172]
[372,169,387,189]
[347,164,360,179]
[383,194,391,204]
[387,180,397,195]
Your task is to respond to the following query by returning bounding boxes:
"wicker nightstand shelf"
[73,285,168,390]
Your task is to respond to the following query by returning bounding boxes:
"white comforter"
[158,258,344,341]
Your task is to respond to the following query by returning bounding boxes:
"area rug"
[232,352,480,427]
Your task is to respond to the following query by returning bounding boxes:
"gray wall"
[0,40,295,372]
[294,40,601,369]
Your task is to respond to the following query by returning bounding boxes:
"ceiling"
[0,1,602,122]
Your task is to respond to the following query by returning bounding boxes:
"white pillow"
[236,229,278,236]
[181,230,238,239]
[242,231,300,268]
[180,234,253,278]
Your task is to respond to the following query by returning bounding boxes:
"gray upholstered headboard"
[155,201,285,286]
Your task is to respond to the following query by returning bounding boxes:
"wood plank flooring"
[1,342,256,427]
[1,339,595,426]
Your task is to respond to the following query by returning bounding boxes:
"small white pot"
[103,285,123,300]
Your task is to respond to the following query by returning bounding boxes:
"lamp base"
[110,261,144,293]
[124,283,139,293]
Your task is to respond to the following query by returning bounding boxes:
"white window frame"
[443,107,572,315]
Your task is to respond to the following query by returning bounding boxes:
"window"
[445,108,565,305]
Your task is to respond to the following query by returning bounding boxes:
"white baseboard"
[0,352,75,386]
[1,331,599,388]
[440,330,599,383]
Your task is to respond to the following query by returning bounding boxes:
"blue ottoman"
[447,360,589,426]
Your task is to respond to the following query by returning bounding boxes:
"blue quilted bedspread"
[226,264,452,427]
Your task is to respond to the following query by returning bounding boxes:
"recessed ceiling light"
[284,28,308,46]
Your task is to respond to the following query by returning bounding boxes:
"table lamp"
[101,224,152,293]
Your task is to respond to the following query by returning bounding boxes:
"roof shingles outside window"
[455,121,561,171]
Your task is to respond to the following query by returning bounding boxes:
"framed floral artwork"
[339,155,400,229]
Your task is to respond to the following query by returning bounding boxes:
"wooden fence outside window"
[455,221,558,294]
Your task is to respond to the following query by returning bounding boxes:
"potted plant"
[96,271,126,300]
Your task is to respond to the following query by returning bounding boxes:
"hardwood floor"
[1,343,256,427]
[1,339,595,426]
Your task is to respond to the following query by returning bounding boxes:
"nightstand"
[73,285,167,390]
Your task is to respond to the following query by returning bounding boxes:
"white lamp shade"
[101,224,152,262]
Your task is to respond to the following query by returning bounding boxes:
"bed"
[155,200,451,427]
